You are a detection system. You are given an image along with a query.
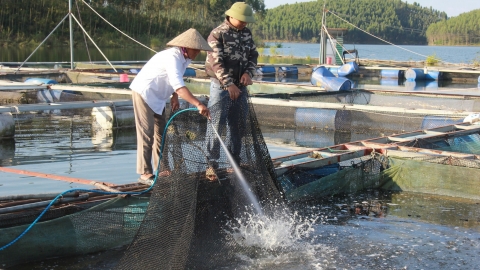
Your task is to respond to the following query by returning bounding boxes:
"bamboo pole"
[0,194,90,214]
[0,167,117,187]
[0,185,149,214]
[0,191,79,201]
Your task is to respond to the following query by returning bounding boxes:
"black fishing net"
[115,94,283,269]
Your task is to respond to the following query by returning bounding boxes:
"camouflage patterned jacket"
[205,19,258,88]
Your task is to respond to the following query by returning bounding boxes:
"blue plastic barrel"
[420,116,463,129]
[24,78,58,84]
[405,68,441,81]
[279,66,298,75]
[295,108,352,131]
[37,89,63,103]
[424,70,441,80]
[311,67,352,91]
[337,62,358,77]
[257,66,276,76]
[183,67,196,77]
[327,67,339,76]
[405,68,425,81]
[130,69,140,74]
[380,69,404,79]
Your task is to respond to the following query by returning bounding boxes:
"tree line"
[0,0,478,48]
[250,0,448,45]
[0,0,266,47]
[426,9,480,45]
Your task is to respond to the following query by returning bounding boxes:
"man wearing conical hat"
[204,2,258,180]
[130,28,212,184]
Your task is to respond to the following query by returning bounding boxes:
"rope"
[81,0,157,53]
[75,0,92,63]
[326,10,440,62]
[322,25,345,65]
[0,108,198,251]
[15,14,69,73]
[70,14,117,72]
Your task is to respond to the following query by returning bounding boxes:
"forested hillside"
[250,0,447,44]
[1,0,477,47]
[426,9,480,45]
[0,0,265,47]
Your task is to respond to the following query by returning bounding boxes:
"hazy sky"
[263,0,480,17]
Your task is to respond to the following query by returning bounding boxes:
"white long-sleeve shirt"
[130,47,191,115]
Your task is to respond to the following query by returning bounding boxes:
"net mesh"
[283,135,480,203]
[115,94,283,269]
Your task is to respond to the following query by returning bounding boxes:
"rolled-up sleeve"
[165,53,186,90]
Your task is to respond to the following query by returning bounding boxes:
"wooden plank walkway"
[273,122,480,175]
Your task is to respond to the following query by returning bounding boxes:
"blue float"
[405,68,441,81]
[380,69,404,79]
[24,78,58,85]
[311,66,352,91]
[37,90,63,103]
[279,66,298,75]
[327,67,339,76]
[129,69,140,74]
[183,67,196,77]
[257,66,276,76]
[405,68,425,81]
[337,61,359,77]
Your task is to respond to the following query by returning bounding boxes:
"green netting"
[381,157,480,200]
[0,196,150,266]
[285,155,480,202]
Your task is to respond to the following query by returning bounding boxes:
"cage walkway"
[273,122,480,175]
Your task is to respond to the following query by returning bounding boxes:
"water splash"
[227,210,317,249]
[224,208,337,269]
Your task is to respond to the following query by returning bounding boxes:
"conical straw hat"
[166,28,212,51]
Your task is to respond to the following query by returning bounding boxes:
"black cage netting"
[116,94,284,269]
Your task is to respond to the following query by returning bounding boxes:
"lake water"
[265,42,480,64]
[1,43,479,65]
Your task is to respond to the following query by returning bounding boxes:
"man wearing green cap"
[204,2,258,180]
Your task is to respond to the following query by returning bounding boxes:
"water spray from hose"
[209,120,264,216]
